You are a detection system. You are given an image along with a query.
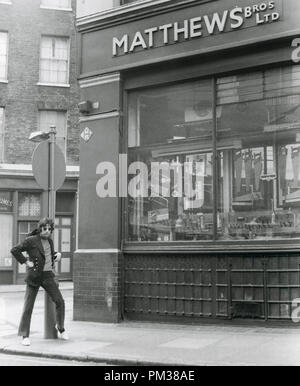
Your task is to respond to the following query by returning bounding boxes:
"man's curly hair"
[38,218,54,233]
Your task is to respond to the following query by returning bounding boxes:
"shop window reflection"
[128,79,213,242]
[217,65,300,241]
[128,152,213,242]
[127,64,300,243]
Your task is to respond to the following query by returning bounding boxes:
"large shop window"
[128,80,213,241]
[217,66,300,241]
[127,64,300,243]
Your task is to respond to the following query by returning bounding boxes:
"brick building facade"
[0,0,80,284]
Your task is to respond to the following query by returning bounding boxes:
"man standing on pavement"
[11,217,69,346]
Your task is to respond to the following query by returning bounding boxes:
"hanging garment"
[244,150,253,192]
[253,153,263,191]
[291,147,300,189]
[234,150,243,195]
[278,146,288,191]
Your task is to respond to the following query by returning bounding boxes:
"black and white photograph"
[0,0,300,371]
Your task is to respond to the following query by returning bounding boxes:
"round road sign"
[32,141,66,191]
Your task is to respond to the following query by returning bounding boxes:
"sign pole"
[31,126,66,339]
[44,125,58,339]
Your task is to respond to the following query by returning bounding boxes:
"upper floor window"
[0,107,5,162]
[77,0,159,18]
[39,36,70,86]
[39,110,67,157]
[41,0,71,9]
[0,32,8,81]
[121,0,144,4]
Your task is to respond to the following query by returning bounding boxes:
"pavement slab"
[1,285,300,366]
[1,321,300,366]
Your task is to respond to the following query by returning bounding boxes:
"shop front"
[0,172,78,284]
[75,0,300,323]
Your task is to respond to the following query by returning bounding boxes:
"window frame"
[38,109,68,158]
[0,107,5,162]
[40,0,72,11]
[123,63,300,251]
[0,31,8,83]
[77,0,172,20]
[38,35,71,87]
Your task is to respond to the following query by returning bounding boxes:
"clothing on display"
[234,150,243,195]
[278,146,288,191]
[244,150,253,192]
[253,153,263,191]
[291,147,300,189]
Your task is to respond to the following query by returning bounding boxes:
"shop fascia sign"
[112,1,280,56]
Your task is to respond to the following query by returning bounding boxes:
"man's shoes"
[56,326,69,341]
[22,337,31,346]
[58,331,69,341]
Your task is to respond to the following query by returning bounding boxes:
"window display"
[128,79,213,241]
[128,150,214,241]
[217,66,300,240]
[127,64,300,243]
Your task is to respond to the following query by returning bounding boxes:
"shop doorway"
[54,216,73,280]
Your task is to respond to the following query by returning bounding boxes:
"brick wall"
[0,0,80,166]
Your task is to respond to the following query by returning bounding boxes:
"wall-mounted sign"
[0,192,13,213]
[81,127,93,143]
[112,1,281,56]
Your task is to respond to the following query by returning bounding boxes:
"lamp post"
[29,125,58,339]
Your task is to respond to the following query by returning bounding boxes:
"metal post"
[44,125,58,339]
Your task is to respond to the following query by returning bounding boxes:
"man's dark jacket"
[11,234,57,287]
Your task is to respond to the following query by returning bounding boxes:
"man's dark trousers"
[18,272,65,338]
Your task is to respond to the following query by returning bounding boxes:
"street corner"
[2,334,109,354]
[0,336,88,363]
